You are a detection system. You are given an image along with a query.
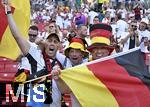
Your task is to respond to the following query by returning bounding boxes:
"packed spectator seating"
[0,57,18,81]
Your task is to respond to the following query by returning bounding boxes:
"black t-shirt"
[129,36,135,49]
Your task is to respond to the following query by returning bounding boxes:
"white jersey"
[116,20,128,38]
[26,44,72,107]
[18,42,38,73]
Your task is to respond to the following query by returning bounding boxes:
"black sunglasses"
[29,34,37,37]
[49,26,55,28]
[131,25,137,28]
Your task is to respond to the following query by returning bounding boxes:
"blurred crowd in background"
[30,0,150,53]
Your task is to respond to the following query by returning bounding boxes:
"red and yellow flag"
[61,48,150,107]
[0,0,30,60]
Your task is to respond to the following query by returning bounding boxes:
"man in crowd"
[76,24,91,46]
[116,13,128,40]
[88,23,114,60]
[13,24,39,107]
[138,18,150,43]
[53,23,114,107]
[15,25,39,76]
[2,1,71,107]
[119,21,140,52]
[76,24,88,39]
[64,37,88,66]
[53,37,88,107]
[93,16,100,24]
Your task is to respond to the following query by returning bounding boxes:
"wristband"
[6,11,12,15]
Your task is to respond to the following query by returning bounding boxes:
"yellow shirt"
[98,0,109,3]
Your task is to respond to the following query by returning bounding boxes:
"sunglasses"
[29,34,37,37]
[131,25,137,28]
[49,26,55,28]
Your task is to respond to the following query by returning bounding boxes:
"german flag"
[0,0,30,60]
[61,48,150,107]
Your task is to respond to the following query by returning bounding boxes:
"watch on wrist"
[6,11,11,15]
[4,5,12,15]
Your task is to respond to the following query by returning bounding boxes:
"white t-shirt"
[138,30,150,42]
[88,11,98,24]
[111,24,117,37]
[107,8,116,18]
[56,13,64,29]
[140,42,149,53]
[26,44,72,107]
[116,20,128,38]
[18,42,38,72]
[120,32,140,52]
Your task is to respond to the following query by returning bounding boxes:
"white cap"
[129,13,135,18]
[141,18,149,25]
[146,9,150,14]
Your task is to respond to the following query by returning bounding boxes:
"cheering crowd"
[1,0,150,107]
[29,0,150,53]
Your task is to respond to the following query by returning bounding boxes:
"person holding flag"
[88,23,115,61]
[1,0,71,107]
[53,37,89,107]
[59,23,150,107]
[52,23,114,106]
